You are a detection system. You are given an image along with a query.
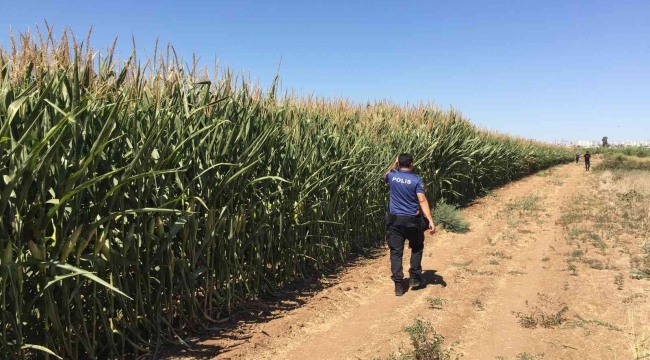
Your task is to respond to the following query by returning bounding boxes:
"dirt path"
[169,161,650,360]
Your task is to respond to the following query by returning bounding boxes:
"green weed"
[567,263,578,276]
[572,314,622,332]
[433,200,470,233]
[427,297,448,310]
[451,260,473,268]
[379,318,462,360]
[496,352,545,360]
[488,251,512,260]
[614,274,624,290]
[622,293,646,304]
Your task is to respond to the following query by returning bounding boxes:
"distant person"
[584,151,591,171]
[384,154,436,296]
[575,152,580,163]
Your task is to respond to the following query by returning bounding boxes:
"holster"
[417,216,430,232]
[385,212,397,227]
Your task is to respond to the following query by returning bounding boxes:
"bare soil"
[165,161,650,360]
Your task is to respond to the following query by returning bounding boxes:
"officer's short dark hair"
[398,153,414,168]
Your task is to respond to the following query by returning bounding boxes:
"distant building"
[556,139,650,148]
[576,140,599,147]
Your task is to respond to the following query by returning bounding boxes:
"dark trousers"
[576,157,579,163]
[585,161,590,171]
[387,222,424,283]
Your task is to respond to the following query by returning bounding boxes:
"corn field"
[0,26,573,359]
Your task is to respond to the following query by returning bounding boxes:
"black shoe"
[394,282,404,296]
[409,276,423,288]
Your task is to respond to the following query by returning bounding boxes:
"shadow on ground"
[414,269,447,290]
[159,248,383,359]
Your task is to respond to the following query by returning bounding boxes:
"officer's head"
[398,153,414,170]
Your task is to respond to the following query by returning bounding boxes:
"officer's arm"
[383,156,399,182]
[417,193,436,233]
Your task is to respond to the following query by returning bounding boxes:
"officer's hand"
[429,223,436,235]
[394,156,399,167]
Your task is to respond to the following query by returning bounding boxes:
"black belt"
[386,212,428,231]
[394,215,419,223]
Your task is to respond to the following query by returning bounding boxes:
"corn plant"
[0,25,574,359]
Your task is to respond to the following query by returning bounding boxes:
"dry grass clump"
[599,170,650,197]
[512,294,569,329]
[595,172,650,280]
[598,171,650,236]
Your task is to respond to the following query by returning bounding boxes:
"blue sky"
[2,0,649,142]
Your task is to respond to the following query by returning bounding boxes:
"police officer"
[584,151,591,171]
[384,154,436,296]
